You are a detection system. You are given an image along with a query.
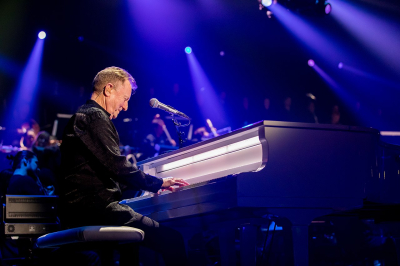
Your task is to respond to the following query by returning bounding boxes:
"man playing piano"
[59,66,190,265]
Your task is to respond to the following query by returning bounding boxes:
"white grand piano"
[122,120,380,266]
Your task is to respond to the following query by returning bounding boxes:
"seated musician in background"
[32,131,61,173]
[31,131,60,191]
[60,66,190,265]
[18,119,41,150]
[7,150,52,195]
[141,114,177,159]
[2,151,98,266]
[1,151,53,263]
[19,128,36,150]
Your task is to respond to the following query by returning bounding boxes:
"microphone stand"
[170,114,190,149]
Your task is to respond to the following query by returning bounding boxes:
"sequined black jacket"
[59,100,163,226]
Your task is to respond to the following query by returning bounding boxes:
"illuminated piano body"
[124,121,379,265]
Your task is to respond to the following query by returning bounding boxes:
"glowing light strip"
[193,147,227,162]
[160,136,260,172]
[228,136,259,152]
[159,157,194,171]
[380,131,400,136]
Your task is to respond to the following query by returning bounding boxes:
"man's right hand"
[161,177,189,192]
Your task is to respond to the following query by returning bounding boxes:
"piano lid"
[136,121,378,186]
[137,120,378,167]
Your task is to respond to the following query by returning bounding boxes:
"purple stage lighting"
[308,59,315,67]
[262,0,272,7]
[313,65,350,104]
[186,51,227,128]
[332,0,400,73]
[341,64,400,88]
[38,31,46,39]
[185,47,192,54]
[127,1,195,48]
[325,3,332,15]
[338,62,343,69]
[4,37,45,132]
[269,4,344,65]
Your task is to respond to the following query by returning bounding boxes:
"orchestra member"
[59,66,189,265]
[4,151,95,266]
[141,114,177,159]
[32,131,61,189]
[303,100,319,124]
[7,150,50,195]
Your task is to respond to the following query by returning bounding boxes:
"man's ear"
[104,83,113,97]
[22,159,28,167]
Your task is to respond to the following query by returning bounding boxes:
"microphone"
[149,98,190,119]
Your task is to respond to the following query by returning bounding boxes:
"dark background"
[1,0,399,148]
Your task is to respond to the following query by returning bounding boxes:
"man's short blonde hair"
[92,66,135,93]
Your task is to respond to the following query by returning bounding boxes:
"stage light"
[325,3,332,14]
[308,59,315,67]
[38,31,46,39]
[338,62,343,69]
[306,93,316,100]
[315,0,331,15]
[262,0,272,7]
[185,47,192,54]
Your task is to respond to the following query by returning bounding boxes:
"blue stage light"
[308,59,315,67]
[262,0,272,7]
[38,31,46,39]
[185,47,192,54]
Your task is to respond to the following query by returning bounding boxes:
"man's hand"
[168,138,177,147]
[160,177,190,192]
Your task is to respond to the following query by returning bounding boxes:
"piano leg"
[292,224,309,266]
[240,224,257,266]
[390,236,400,266]
[218,226,237,266]
[270,208,334,266]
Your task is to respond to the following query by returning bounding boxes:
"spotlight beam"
[4,37,45,131]
[269,4,344,64]
[341,63,400,89]
[311,63,356,118]
[331,0,400,74]
[186,51,227,128]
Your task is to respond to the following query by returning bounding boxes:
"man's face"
[28,157,39,172]
[105,79,134,120]
[26,130,36,147]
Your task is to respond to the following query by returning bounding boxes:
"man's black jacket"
[60,100,163,226]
